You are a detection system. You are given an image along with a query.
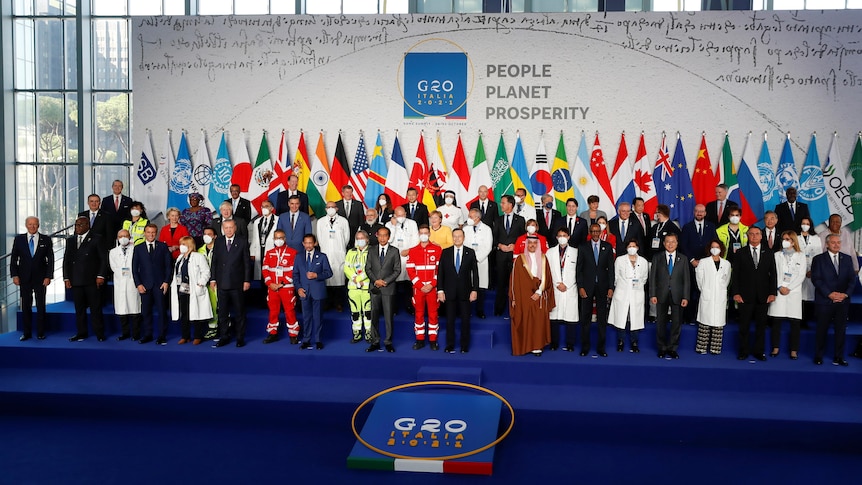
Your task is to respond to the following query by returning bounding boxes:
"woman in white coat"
[796,217,821,327]
[170,236,212,345]
[768,231,806,360]
[547,227,579,351]
[109,229,142,340]
[695,239,732,355]
[608,239,649,353]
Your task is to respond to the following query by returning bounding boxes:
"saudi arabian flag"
[490,133,512,214]
[848,133,862,231]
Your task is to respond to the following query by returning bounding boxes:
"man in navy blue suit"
[576,223,616,357]
[294,233,333,350]
[133,224,172,345]
[277,195,312,251]
[275,174,310,215]
[64,216,108,342]
[10,216,53,340]
[209,219,252,348]
[811,233,856,366]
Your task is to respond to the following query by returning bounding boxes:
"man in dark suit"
[631,197,652,238]
[365,227,401,353]
[360,209,385,247]
[276,174,310,215]
[705,184,739,226]
[337,185,364,248]
[680,204,717,324]
[576,223,616,357]
[811,234,856,366]
[403,187,430,228]
[211,201,249,241]
[101,179,133,236]
[761,211,782,253]
[79,193,112,244]
[646,204,681,259]
[493,195,526,316]
[537,194,563,246]
[294,233,334,350]
[64,216,108,342]
[437,228,479,353]
[10,216,53,340]
[649,233,690,359]
[608,201,643,256]
[209,219,252,348]
[468,185,498,230]
[774,187,810,235]
[276,195,312,251]
[224,183,252,222]
[557,198,588,245]
[132,224,172,345]
[730,227,777,361]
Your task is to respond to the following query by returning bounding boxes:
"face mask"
[326,207,337,217]
[378,200,386,207]
[262,208,271,216]
[444,197,454,205]
[396,216,406,224]
[545,202,553,209]
[710,247,722,256]
[782,240,792,249]
[179,245,189,254]
[526,226,537,234]
[130,209,141,217]
[626,247,638,256]
[514,196,523,204]
[801,224,810,232]
[557,237,568,246]
[599,223,607,231]
[118,237,130,246]
[419,234,430,243]
[355,239,368,248]
[273,239,285,247]
[465,218,476,226]
[729,216,740,225]
[203,235,213,245]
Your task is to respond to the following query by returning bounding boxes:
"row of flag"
[131,129,862,231]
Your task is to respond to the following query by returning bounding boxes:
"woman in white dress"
[694,239,732,355]
[796,216,821,328]
[768,231,806,360]
[608,239,649,353]
[170,236,212,345]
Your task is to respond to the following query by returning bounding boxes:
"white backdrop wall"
[132,10,862,213]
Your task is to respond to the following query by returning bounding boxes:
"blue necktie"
[789,203,795,220]
[668,254,674,274]
[620,221,626,242]
[307,252,312,268]
[455,248,461,274]
[593,242,599,263]
[380,247,385,266]
[29,235,35,257]
[505,215,511,233]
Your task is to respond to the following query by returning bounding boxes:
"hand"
[690,259,699,267]
[64,279,71,289]
[250,255,255,261]
[401,249,409,257]
[42,278,51,287]
[733,294,743,303]
[210,281,217,290]
[375,279,387,287]
[437,291,446,303]
[137,284,147,294]
[556,282,567,292]
[96,277,105,288]
[530,293,540,301]
[579,288,586,298]
[779,287,790,296]
[243,282,251,291]
[269,283,280,291]
[12,276,19,286]
[421,283,433,293]
[766,295,776,304]
[650,296,658,304]
[681,299,688,308]
[307,271,317,280]
[607,289,614,298]
[298,288,306,298]
[469,291,477,302]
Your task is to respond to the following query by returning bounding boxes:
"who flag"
[757,136,781,217]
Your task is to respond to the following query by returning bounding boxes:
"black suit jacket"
[649,251,691,304]
[705,199,739,227]
[10,233,53,285]
[774,201,810,234]
[337,199,364,233]
[132,240,172,290]
[608,216,644,256]
[632,211,652,237]
[211,216,249,241]
[101,194,133,235]
[209,235,252,289]
[575,239,615,295]
[276,190,310,215]
[437,246,479,300]
[556,215,588,245]
[680,219,717,261]
[537,208,563,245]
[761,226,783,253]
[646,220,682,259]
[78,210,112,244]
[402,202,430,227]
[468,199,498,229]
[730,245,778,304]
[63,233,108,286]
[493,213,526,247]
[224,197,253,222]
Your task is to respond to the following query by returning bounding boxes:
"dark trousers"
[217,288,247,342]
[118,313,142,339]
[770,317,801,352]
[579,291,609,352]
[178,293,205,340]
[300,294,324,344]
[141,287,168,339]
[655,293,683,352]
[815,302,848,360]
[474,289,487,316]
[494,251,514,315]
[737,302,768,357]
[72,284,104,338]
[19,283,47,337]
[396,281,414,313]
[370,292,394,345]
[444,298,471,350]
[326,285,345,311]
[550,319,577,348]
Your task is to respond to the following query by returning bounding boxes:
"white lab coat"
[109,244,141,315]
[316,215,350,286]
[767,250,806,319]
[515,203,536,227]
[170,252,213,321]
[248,214,279,280]
[797,233,821,301]
[386,218,420,282]
[608,255,649,330]
[695,256,731,327]
[437,204,464,231]
[546,244,579,323]
[463,222,494,289]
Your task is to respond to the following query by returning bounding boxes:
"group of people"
[9,179,862,365]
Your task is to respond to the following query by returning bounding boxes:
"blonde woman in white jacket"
[170,236,213,345]
[767,231,806,360]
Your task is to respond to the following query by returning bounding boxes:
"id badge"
[121,267,130,277]
[329,229,335,238]
[651,237,660,249]
[732,243,741,253]
[783,272,793,284]
[632,277,640,289]
[275,267,284,278]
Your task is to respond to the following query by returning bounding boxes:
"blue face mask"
[545,202,553,209]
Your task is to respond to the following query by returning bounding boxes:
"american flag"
[350,133,370,208]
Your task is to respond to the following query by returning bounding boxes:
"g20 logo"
[399,40,473,120]
[417,79,455,93]
[393,418,467,433]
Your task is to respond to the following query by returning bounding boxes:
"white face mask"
[179,245,189,254]
[355,239,368,248]
[418,234,430,243]
[444,197,454,205]
[118,237,130,247]
[378,200,387,207]
[729,216,740,225]
[526,225,537,234]
[626,247,638,256]
[262,207,272,216]
[782,240,792,249]
[557,236,568,246]
[710,247,722,256]
[202,235,213,245]
[599,223,607,231]
[130,209,141,218]
[396,216,406,224]
[514,196,523,204]
[465,217,476,226]
[273,239,285,247]
[326,207,337,217]
[800,224,811,232]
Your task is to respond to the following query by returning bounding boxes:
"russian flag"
[736,132,765,226]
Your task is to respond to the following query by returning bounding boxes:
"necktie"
[768,230,773,248]
[78,235,83,248]
[380,247,385,265]
[226,240,231,252]
[753,247,759,268]
[330,218,335,225]
[122,247,127,257]
[90,213,96,226]
[29,235,35,257]
[668,254,674,274]
[505,215,511,233]
[345,200,350,214]
[833,254,840,273]
[291,213,296,230]
[789,203,795,220]
[473,225,477,234]
[639,213,646,231]
[480,202,485,216]
[559,246,565,266]
[307,252,312,268]
[517,204,522,214]
[410,204,415,217]
[115,196,119,210]
[568,218,573,235]
[593,242,599,263]
[718,200,724,220]
[620,221,626,242]
[148,243,153,254]
[545,210,551,229]
[455,248,461,273]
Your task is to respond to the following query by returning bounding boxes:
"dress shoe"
[213,338,230,348]
[236,340,246,348]
[598,350,608,357]
[139,336,154,344]
[669,351,680,359]
[460,348,469,354]
[69,334,87,342]
[770,349,780,358]
[366,344,381,352]
[19,335,31,342]
[617,340,624,352]
[300,342,311,350]
[316,342,324,350]
[531,350,543,357]
[755,354,767,361]
[290,336,299,345]
[430,342,439,351]
[580,351,588,356]
[192,339,202,345]
[814,357,823,365]
[385,344,395,353]
[351,336,362,344]
[549,345,558,351]
[37,334,46,340]
[631,342,640,353]
[477,312,486,319]
[117,335,130,341]
[562,346,574,352]
[444,346,455,353]
[833,358,849,367]
[178,338,189,345]
[412,340,426,350]
[658,351,666,359]
[790,352,798,360]
[97,336,107,342]
[156,336,167,345]
[263,334,279,344]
